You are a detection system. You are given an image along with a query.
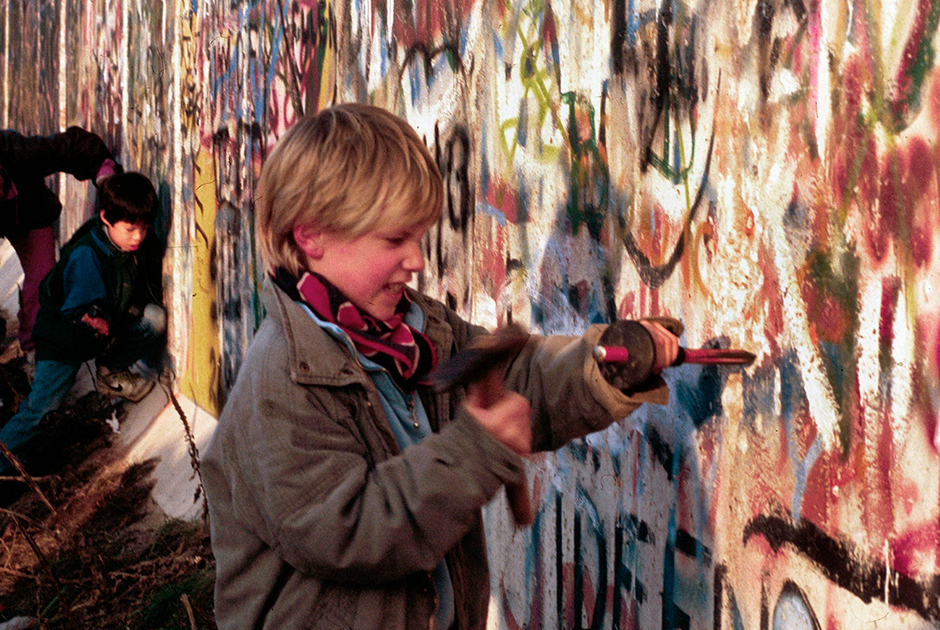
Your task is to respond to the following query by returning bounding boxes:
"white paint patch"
[762,160,841,448]
[890,290,914,436]
[769,69,801,104]
[0,240,23,322]
[816,0,834,160]
[856,275,882,422]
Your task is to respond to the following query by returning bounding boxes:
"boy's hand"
[640,320,679,372]
[81,312,110,337]
[463,386,532,456]
[598,318,681,391]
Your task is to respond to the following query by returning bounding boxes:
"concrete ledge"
[112,386,217,521]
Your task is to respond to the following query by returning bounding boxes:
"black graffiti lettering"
[745,514,940,622]
[611,1,714,290]
[613,514,651,629]
[621,123,715,290]
[644,425,676,481]
[675,528,712,566]
[443,126,472,235]
[662,527,703,630]
[611,0,628,76]
[713,563,728,630]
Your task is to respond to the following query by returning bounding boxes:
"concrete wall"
[3,0,939,627]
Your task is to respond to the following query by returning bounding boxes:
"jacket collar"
[90,219,132,260]
[263,277,455,387]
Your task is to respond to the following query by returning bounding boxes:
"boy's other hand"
[463,386,532,456]
[598,318,681,390]
[640,320,679,373]
[81,312,110,337]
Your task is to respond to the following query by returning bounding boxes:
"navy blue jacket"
[32,217,162,363]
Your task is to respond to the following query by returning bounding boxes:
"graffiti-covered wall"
[2,0,940,627]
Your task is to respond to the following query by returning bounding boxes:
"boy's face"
[100,211,148,252]
[298,220,431,321]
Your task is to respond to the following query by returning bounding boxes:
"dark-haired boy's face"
[100,211,148,252]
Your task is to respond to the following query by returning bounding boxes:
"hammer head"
[431,323,529,392]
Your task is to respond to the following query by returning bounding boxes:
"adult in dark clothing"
[0,126,120,349]
[0,172,164,477]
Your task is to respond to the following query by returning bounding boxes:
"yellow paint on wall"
[180,148,222,417]
[318,0,335,112]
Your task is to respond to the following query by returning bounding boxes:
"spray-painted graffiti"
[2,0,939,627]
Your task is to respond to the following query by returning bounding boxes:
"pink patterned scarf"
[274,269,437,392]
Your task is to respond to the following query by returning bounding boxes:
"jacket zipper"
[408,395,419,429]
[428,570,439,630]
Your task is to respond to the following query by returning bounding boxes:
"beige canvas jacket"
[203,279,668,630]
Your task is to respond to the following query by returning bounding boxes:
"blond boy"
[203,103,677,630]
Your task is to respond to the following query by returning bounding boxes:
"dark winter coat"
[32,217,162,363]
[0,126,117,237]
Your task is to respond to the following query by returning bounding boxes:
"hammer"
[431,324,535,527]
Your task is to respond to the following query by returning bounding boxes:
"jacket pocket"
[308,610,352,630]
[306,585,358,630]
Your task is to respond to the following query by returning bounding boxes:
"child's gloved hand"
[597,318,681,391]
[463,386,532,456]
[95,158,123,185]
[80,307,110,337]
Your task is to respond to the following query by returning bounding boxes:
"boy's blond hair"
[257,103,445,275]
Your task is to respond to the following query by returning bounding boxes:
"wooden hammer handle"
[477,372,535,528]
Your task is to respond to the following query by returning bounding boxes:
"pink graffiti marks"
[268,0,335,138]
[889,0,940,125]
[384,0,477,49]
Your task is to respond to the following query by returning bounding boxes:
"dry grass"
[0,357,216,629]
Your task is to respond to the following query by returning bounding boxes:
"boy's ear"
[99,210,112,227]
[293,223,325,260]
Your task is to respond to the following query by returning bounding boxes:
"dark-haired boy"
[0,172,165,475]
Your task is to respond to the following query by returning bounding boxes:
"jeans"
[0,303,167,475]
[0,359,81,474]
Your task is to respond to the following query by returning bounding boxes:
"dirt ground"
[0,353,217,629]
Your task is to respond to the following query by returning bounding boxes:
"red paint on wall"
[617,291,636,320]
[484,180,522,224]
[387,0,477,48]
[929,68,940,129]
[903,137,935,267]
[866,403,897,546]
[879,277,901,349]
[891,521,940,576]
[478,223,507,304]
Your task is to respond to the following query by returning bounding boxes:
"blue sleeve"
[61,246,107,315]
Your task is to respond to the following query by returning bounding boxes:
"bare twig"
[10,514,62,601]
[0,506,40,526]
[0,441,56,515]
[0,475,54,482]
[163,376,209,526]
[181,593,197,630]
[0,565,33,579]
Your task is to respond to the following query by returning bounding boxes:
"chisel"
[593,345,756,365]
